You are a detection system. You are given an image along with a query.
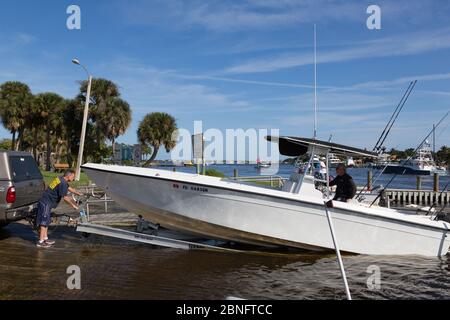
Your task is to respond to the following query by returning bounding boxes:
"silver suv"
[0,151,44,227]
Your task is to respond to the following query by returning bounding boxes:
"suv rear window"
[9,156,43,182]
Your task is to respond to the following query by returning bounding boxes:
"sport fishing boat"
[82,136,450,257]
[383,141,447,175]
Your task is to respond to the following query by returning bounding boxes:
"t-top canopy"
[266,136,379,158]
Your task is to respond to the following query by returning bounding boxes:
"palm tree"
[0,81,33,150]
[33,93,65,171]
[97,98,132,157]
[137,112,178,166]
[63,99,84,167]
[27,95,46,159]
[77,78,127,160]
[77,78,120,116]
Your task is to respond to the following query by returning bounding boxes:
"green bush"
[205,168,226,178]
[121,159,133,166]
[0,139,12,150]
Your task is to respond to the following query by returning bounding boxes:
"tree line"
[0,79,178,170]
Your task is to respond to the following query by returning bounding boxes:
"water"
[159,164,450,190]
[1,222,450,299]
[1,165,449,300]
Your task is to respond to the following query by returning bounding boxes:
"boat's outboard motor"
[136,215,160,235]
[435,211,450,223]
[378,188,389,207]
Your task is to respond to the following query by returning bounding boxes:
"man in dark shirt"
[329,164,356,202]
[36,169,83,248]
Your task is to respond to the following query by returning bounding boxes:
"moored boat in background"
[383,141,447,176]
[255,158,271,169]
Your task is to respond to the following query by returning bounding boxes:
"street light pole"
[72,59,92,181]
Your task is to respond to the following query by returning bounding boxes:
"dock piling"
[367,170,373,191]
[434,173,439,192]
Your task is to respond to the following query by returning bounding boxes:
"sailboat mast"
[313,24,317,140]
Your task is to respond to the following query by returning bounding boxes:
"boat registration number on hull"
[173,183,209,193]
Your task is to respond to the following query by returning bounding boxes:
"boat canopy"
[266,136,379,158]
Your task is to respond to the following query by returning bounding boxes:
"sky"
[1,0,450,159]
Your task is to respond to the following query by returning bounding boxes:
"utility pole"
[72,58,92,181]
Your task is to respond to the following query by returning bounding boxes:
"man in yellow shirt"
[36,169,83,248]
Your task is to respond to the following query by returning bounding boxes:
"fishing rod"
[356,142,401,201]
[356,82,417,200]
[373,81,412,152]
[373,82,411,152]
[377,80,417,151]
[356,164,388,201]
[369,111,450,207]
[433,199,450,222]
[436,121,450,141]
[373,80,417,153]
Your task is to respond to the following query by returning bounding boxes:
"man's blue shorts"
[36,201,52,227]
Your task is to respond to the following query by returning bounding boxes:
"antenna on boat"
[313,24,318,140]
[313,25,351,301]
[303,25,318,177]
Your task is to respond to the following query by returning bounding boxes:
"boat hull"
[82,164,450,256]
[383,165,431,175]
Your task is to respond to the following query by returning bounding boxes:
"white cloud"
[120,0,441,33]
[15,33,35,45]
[92,61,261,127]
[120,0,361,31]
[289,92,392,112]
[0,32,36,53]
[169,74,332,89]
[352,73,450,89]
[225,27,450,73]
[276,108,450,149]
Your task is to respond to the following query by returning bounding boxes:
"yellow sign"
[49,177,61,190]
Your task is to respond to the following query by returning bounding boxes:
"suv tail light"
[6,186,16,204]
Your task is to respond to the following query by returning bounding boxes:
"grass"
[243,179,283,188]
[204,168,226,178]
[40,170,90,188]
[204,168,282,188]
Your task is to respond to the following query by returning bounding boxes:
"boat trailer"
[68,187,241,253]
[76,222,241,252]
